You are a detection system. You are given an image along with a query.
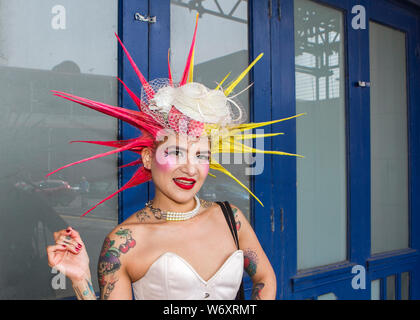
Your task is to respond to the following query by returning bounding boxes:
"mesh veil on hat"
[47,14,304,217]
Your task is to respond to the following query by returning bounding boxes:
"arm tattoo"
[73,278,96,300]
[244,249,258,277]
[251,282,265,300]
[232,207,241,231]
[97,228,136,299]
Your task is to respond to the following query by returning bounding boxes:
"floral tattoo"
[97,228,136,299]
[244,249,258,277]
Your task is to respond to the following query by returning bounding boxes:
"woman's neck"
[151,191,197,213]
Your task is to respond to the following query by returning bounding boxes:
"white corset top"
[132,250,244,300]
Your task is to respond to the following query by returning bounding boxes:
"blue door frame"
[366,0,420,300]
[117,0,420,300]
[118,0,150,224]
[117,0,275,300]
[272,0,420,299]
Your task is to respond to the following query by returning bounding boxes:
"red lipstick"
[173,177,196,190]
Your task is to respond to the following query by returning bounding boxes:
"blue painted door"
[272,0,420,299]
[119,0,274,299]
[119,0,420,300]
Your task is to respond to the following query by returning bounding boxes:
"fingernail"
[66,228,71,232]
[77,244,82,249]
[62,245,67,248]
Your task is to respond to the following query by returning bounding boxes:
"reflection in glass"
[294,0,347,270]
[170,0,251,218]
[369,21,409,254]
[0,0,118,298]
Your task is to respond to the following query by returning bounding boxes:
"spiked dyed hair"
[46,14,304,217]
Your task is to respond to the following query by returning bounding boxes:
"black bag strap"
[216,201,239,249]
[216,201,245,300]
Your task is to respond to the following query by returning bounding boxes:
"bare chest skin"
[120,202,239,283]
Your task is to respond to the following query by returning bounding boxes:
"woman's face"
[145,133,210,204]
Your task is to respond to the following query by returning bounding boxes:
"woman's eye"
[168,150,183,157]
[197,154,210,161]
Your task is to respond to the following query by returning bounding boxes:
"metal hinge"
[270,207,275,232]
[280,207,284,232]
[268,0,281,20]
[134,13,156,23]
[270,207,284,232]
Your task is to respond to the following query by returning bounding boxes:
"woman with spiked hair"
[46,15,303,300]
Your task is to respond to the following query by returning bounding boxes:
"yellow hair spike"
[215,72,231,90]
[224,53,264,96]
[213,139,304,157]
[188,46,195,83]
[209,161,264,207]
[231,113,306,132]
[201,112,306,207]
[234,132,284,140]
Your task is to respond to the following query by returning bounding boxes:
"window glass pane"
[294,0,347,270]
[371,279,381,300]
[317,292,337,300]
[401,272,410,300]
[170,0,251,218]
[0,0,118,299]
[386,275,396,300]
[369,21,409,254]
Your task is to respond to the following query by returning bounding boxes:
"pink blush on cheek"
[154,154,178,172]
[200,163,210,176]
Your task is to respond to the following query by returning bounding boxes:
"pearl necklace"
[145,195,201,221]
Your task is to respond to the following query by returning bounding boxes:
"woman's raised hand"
[47,226,91,282]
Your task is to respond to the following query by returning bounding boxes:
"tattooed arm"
[96,227,135,300]
[72,277,96,300]
[230,204,277,300]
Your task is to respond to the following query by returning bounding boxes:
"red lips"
[173,177,196,190]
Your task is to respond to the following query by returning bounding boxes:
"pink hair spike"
[180,13,199,86]
[114,33,155,100]
[168,49,173,87]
